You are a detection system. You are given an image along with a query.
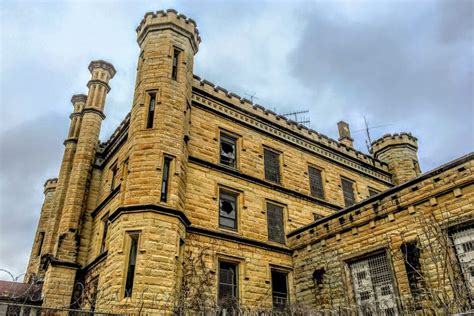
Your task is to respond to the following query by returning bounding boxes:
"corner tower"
[371,133,421,185]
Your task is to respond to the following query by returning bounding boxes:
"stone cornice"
[87,79,111,93]
[82,108,106,120]
[88,60,116,78]
[191,93,393,185]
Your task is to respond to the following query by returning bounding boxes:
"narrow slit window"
[171,49,180,80]
[271,270,288,310]
[124,232,140,298]
[100,215,109,253]
[308,166,324,199]
[110,164,118,191]
[401,241,424,302]
[264,148,280,183]
[161,157,172,202]
[146,93,156,129]
[267,202,285,244]
[341,177,356,207]
[37,232,45,256]
[218,261,238,307]
[220,134,237,168]
[219,190,238,230]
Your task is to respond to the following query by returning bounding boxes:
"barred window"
[264,148,280,183]
[271,270,288,310]
[218,261,238,305]
[220,134,237,168]
[219,191,238,230]
[341,177,356,207]
[267,202,285,244]
[349,251,399,315]
[451,226,474,296]
[308,166,324,199]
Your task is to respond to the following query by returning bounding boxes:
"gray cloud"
[0,0,472,279]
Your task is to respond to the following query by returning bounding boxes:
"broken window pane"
[220,134,236,167]
[219,191,237,229]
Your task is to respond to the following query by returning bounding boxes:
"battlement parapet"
[192,75,389,172]
[44,178,58,194]
[136,9,201,52]
[371,132,418,156]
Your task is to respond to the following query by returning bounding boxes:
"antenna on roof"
[352,116,392,152]
[280,110,311,128]
[244,92,259,102]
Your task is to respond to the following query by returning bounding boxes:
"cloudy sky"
[0,0,472,279]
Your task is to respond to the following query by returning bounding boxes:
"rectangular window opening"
[124,232,140,298]
[341,177,356,207]
[161,157,172,202]
[218,261,238,308]
[271,270,288,310]
[171,49,180,80]
[146,93,156,129]
[308,166,324,199]
[220,134,237,168]
[267,202,285,244]
[451,226,474,297]
[37,232,45,257]
[219,190,238,230]
[401,241,423,303]
[264,148,280,183]
[100,215,109,254]
[110,164,118,191]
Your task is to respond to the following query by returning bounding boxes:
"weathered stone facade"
[24,9,473,314]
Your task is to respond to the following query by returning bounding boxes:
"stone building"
[24,9,473,314]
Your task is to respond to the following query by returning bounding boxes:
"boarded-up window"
[267,202,285,244]
[271,270,288,310]
[220,134,237,168]
[349,252,399,315]
[219,261,238,306]
[264,148,280,183]
[219,191,238,230]
[308,166,324,199]
[451,226,474,296]
[341,178,356,207]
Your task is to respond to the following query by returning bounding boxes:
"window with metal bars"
[267,202,285,244]
[100,215,109,254]
[124,232,140,298]
[146,93,156,129]
[451,226,474,297]
[171,49,180,80]
[220,134,237,168]
[219,190,238,230]
[368,187,380,197]
[271,270,288,310]
[264,148,280,183]
[37,232,45,256]
[401,241,424,302]
[341,177,356,206]
[161,157,172,202]
[308,166,324,199]
[349,251,399,315]
[218,261,238,306]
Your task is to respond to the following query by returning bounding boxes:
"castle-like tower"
[24,8,473,315]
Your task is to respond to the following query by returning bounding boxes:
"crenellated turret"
[371,132,421,185]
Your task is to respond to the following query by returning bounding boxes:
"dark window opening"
[37,232,45,256]
[368,187,380,197]
[218,261,238,307]
[271,270,288,310]
[100,216,109,253]
[220,134,237,168]
[90,277,99,312]
[171,49,180,80]
[341,178,356,206]
[267,203,285,244]
[308,166,324,199]
[313,268,325,287]
[161,157,172,202]
[219,191,238,230]
[110,165,118,191]
[462,240,474,253]
[146,93,156,129]
[124,232,139,298]
[401,241,424,300]
[313,213,323,221]
[264,148,280,183]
